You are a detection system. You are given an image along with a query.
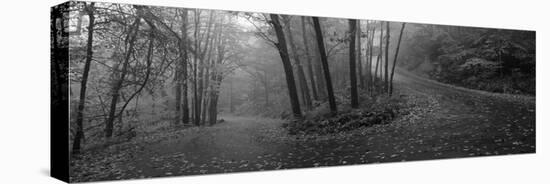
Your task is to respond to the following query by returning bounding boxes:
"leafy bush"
[283,96,404,135]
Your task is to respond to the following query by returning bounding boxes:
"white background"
[0,0,547,183]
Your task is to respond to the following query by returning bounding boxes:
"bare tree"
[384,21,390,93]
[200,15,217,126]
[192,10,201,126]
[72,2,94,154]
[207,23,225,125]
[179,9,190,125]
[197,11,215,125]
[284,16,312,110]
[389,23,406,96]
[374,21,383,92]
[348,19,359,108]
[356,20,364,89]
[312,17,337,115]
[366,22,375,93]
[301,17,319,101]
[104,11,141,138]
[269,14,302,118]
[172,9,192,125]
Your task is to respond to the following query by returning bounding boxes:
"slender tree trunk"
[207,65,218,126]
[384,21,390,94]
[348,19,359,108]
[201,91,210,124]
[208,73,222,125]
[105,14,141,138]
[197,12,214,125]
[312,17,337,115]
[389,23,406,96]
[199,34,213,124]
[305,18,326,100]
[301,17,319,101]
[208,19,225,125]
[178,9,190,125]
[112,28,155,126]
[175,66,182,124]
[374,21,383,93]
[364,22,371,92]
[367,23,374,93]
[192,10,201,126]
[201,58,212,125]
[197,61,204,126]
[284,17,312,110]
[263,71,270,107]
[207,60,222,126]
[175,38,182,125]
[72,3,94,155]
[356,20,364,90]
[270,14,302,119]
[313,39,326,99]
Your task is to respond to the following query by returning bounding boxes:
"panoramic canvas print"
[51,1,535,182]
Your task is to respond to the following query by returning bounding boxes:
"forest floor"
[70,70,536,182]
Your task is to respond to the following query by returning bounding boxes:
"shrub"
[283,96,404,135]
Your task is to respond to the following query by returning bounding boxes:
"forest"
[52,1,535,182]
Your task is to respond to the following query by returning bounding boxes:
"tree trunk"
[201,90,210,124]
[72,2,94,155]
[301,17,319,101]
[270,14,302,119]
[193,10,200,126]
[200,58,212,126]
[196,58,204,126]
[356,20,364,90]
[348,19,359,108]
[364,22,370,92]
[379,22,385,81]
[180,9,190,125]
[284,17,312,110]
[208,19,226,125]
[175,66,182,124]
[367,23,374,93]
[312,17,337,115]
[198,12,215,126]
[384,21,390,94]
[105,14,141,138]
[389,23,406,96]
[263,71,270,107]
[208,73,222,125]
[374,21,383,93]
[313,39,326,99]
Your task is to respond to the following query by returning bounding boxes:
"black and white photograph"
[4,0,550,183]
[47,1,540,182]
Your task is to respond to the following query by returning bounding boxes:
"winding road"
[75,70,536,182]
